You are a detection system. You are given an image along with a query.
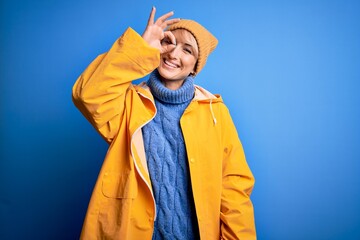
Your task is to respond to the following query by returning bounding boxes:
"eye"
[184,48,192,54]
[161,38,172,45]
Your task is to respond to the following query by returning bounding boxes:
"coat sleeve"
[72,27,160,143]
[219,104,256,240]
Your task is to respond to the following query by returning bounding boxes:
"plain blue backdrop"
[1,0,359,239]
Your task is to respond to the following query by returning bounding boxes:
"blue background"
[1,0,359,239]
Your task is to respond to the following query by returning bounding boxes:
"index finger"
[164,31,177,45]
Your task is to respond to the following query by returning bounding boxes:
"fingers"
[166,18,181,26]
[155,11,180,29]
[163,31,176,45]
[159,18,180,29]
[146,6,180,29]
[161,31,177,54]
[155,11,174,25]
[146,6,156,26]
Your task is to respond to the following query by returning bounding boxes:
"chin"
[157,68,175,80]
[158,68,189,82]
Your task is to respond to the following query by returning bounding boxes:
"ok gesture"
[142,7,180,53]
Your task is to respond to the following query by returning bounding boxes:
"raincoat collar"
[136,82,223,103]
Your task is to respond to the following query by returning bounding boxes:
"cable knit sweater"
[142,70,200,240]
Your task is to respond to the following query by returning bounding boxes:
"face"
[157,29,199,87]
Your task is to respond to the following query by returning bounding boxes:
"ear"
[190,64,197,76]
[192,62,198,76]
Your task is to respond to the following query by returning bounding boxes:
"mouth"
[163,59,180,69]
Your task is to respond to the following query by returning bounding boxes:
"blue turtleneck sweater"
[142,71,200,240]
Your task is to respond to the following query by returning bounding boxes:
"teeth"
[165,60,178,68]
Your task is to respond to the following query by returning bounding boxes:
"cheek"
[184,56,197,69]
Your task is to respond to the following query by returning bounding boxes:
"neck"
[147,70,195,104]
[161,79,185,90]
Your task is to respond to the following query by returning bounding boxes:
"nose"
[168,45,181,59]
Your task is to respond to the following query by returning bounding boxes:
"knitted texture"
[168,19,218,75]
[142,71,199,239]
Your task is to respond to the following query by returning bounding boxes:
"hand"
[142,7,180,53]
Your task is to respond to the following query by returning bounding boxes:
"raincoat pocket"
[101,171,138,199]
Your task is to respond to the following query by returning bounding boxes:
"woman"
[73,7,256,240]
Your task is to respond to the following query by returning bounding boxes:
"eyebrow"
[175,38,198,54]
[184,43,194,48]
[175,38,196,48]
[182,42,197,52]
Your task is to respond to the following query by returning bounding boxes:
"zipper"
[130,91,157,220]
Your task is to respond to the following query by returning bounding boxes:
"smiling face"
[157,29,199,90]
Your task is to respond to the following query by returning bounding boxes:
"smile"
[163,59,180,69]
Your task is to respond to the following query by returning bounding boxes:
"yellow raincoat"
[72,27,256,240]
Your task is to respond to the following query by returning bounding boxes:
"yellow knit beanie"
[167,19,218,75]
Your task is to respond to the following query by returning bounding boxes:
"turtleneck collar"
[147,70,195,104]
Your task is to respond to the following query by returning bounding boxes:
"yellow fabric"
[167,19,218,75]
[72,27,256,240]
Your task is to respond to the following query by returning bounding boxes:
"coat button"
[190,158,195,163]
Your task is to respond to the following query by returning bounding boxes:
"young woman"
[73,7,256,240]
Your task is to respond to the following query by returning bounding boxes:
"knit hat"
[167,19,218,75]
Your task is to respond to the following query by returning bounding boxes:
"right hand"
[142,7,180,54]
